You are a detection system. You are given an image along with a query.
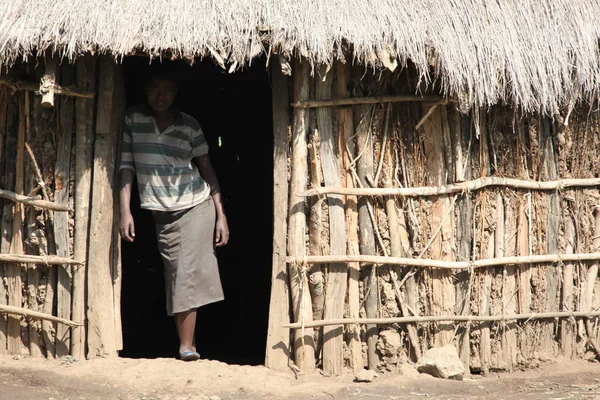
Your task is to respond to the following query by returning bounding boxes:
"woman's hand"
[215,215,229,247]
[120,211,136,242]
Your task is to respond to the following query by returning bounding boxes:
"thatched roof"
[1,1,600,112]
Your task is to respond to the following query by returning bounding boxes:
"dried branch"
[301,177,600,197]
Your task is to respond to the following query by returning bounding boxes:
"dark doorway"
[119,57,274,365]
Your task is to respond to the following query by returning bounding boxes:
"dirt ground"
[1,355,600,400]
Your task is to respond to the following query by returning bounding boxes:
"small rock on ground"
[416,344,465,380]
[354,369,378,383]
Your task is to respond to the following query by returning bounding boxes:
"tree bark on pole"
[87,56,118,358]
[7,92,25,354]
[265,56,291,370]
[287,58,315,372]
[354,98,379,370]
[54,62,75,357]
[317,65,347,376]
[71,55,97,360]
[422,103,455,347]
[338,60,363,373]
[541,117,560,360]
[561,202,575,358]
[0,86,11,355]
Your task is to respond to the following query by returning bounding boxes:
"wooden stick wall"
[0,56,123,359]
[267,59,600,375]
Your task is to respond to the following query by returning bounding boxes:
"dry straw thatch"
[1,0,600,112]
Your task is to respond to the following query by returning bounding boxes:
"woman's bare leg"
[175,309,197,354]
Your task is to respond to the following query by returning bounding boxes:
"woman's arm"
[119,168,136,242]
[193,155,229,246]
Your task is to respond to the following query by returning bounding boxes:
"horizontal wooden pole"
[0,78,95,99]
[284,311,600,329]
[0,304,81,327]
[287,253,600,270]
[0,189,72,211]
[300,177,600,197]
[0,254,82,265]
[291,95,443,109]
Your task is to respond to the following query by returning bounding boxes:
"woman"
[119,72,229,361]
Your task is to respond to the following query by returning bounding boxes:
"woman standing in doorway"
[118,72,229,361]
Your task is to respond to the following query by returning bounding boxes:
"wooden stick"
[292,95,443,109]
[0,87,9,355]
[541,116,560,360]
[338,60,362,374]
[0,78,95,99]
[54,63,76,357]
[284,311,600,329]
[286,253,600,269]
[287,58,315,372]
[307,139,324,321]
[561,203,575,358]
[354,91,379,370]
[317,64,347,376]
[0,304,80,327]
[87,56,118,358]
[40,58,58,108]
[24,91,45,358]
[71,54,97,360]
[383,113,421,360]
[0,189,71,211]
[502,194,517,372]
[268,93,292,252]
[7,92,26,354]
[300,176,600,198]
[0,254,82,265]
[415,100,447,130]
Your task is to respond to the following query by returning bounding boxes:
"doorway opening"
[119,57,274,365]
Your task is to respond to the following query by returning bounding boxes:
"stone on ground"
[416,344,465,380]
[354,369,378,382]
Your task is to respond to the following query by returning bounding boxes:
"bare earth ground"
[1,355,600,400]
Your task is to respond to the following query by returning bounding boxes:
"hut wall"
[0,56,123,359]
[279,59,600,375]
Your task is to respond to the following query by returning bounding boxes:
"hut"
[1,0,600,376]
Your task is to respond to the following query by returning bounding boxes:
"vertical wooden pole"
[8,92,25,354]
[87,55,118,358]
[454,111,472,373]
[72,55,97,360]
[0,87,9,354]
[516,120,533,360]
[30,90,57,358]
[338,60,363,373]
[308,139,325,323]
[265,57,292,370]
[585,207,600,316]
[24,91,43,358]
[317,65,347,376]
[354,100,379,370]
[501,195,517,371]
[54,63,75,357]
[287,58,315,372]
[561,201,575,358]
[384,119,421,360]
[478,111,492,374]
[422,103,455,347]
[541,117,559,359]
[112,67,125,353]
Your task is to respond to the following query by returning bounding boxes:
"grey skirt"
[152,198,225,316]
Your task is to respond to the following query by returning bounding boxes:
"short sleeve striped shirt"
[120,105,211,211]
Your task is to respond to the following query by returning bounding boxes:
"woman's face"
[146,78,177,113]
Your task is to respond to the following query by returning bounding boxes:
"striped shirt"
[119,105,211,211]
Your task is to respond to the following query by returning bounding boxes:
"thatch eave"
[1,0,600,113]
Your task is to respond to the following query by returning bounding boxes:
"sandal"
[179,350,201,361]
